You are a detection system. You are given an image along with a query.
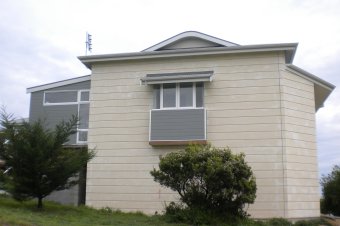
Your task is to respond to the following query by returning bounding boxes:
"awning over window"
[141,71,213,85]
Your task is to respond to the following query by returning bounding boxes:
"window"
[43,90,90,143]
[78,131,88,142]
[153,82,204,109]
[163,83,176,108]
[44,91,78,104]
[180,83,193,107]
[80,91,90,102]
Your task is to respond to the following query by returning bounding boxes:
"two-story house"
[27,31,334,219]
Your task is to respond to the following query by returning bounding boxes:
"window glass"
[163,83,176,108]
[44,91,77,104]
[79,103,89,129]
[180,83,193,107]
[153,85,160,109]
[80,91,90,102]
[196,82,204,107]
[78,131,88,142]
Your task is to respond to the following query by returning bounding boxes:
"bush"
[151,144,257,222]
[0,112,95,209]
[266,218,292,226]
[321,165,340,215]
[294,219,328,226]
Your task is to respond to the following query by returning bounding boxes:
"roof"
[26,75,91,93]
[142,31,239,52]
[285,64,335,110]
[78,43,298,69]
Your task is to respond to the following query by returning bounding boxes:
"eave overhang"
[78,43,298,69]
[142,31,239,52]
[286,64,335,111]
[27,75,91,93]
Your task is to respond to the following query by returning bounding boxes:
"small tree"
[150,144,256,218]
[0,111,95,209]
[321,165,340,215]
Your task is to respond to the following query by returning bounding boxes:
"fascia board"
[286,64,335,90]
[27,75,91,93]
[79,43,298,69]
[142,31,239,52]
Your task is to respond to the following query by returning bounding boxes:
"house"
[27,31,335,219]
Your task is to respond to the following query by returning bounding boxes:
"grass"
[0,195,188,226]
[0,195,332,226]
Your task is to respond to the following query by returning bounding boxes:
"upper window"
[43,90,90,144]
[80,91,90,102]
[153,82,204,109]
[44,91,78,104]
[44,90,89,105]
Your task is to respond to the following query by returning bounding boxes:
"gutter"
[78,43,298,69]
[286,64,335,90]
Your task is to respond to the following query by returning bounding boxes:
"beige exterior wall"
[86,51,319,218]
[280,68,319,218]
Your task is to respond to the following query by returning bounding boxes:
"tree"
[321,165,340,215]
[150,144,257,218]
[0,111,95,209]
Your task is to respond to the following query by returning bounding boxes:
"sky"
[0,0,339,177]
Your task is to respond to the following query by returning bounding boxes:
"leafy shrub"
[266,218,292,226]
[162,201,234,225]
[321,165,340,215]
[151,144,256,222]
[294,219,327,226]
[0,112,95,209]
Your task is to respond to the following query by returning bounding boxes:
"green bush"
[321,165,340,215]
[151,144,256,222]
[266,218,292,226]
[294,219,323,226]
[0,111,95,209]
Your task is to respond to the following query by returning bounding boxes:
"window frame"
[43,90,90,106]
[43,89,90,144]
[43,90,78,106]
[155,82,204,110]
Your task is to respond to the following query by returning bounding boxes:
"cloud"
[0,12,89,117]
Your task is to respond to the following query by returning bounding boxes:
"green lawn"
[0,195,332,226]
[0,195,188,226]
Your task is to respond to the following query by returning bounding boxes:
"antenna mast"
[85,32,92,55]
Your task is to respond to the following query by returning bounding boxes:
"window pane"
[78,131,88,142]
[163,83,176,108]
[79,103,89,129]
[180,83,193,107]
[153,85,160,109]
[80,91,89,102]
[196,82,204,107]
[44,91,77,104]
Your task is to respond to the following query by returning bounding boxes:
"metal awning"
[141,71,213,85]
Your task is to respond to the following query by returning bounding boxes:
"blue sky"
[0,0,339,177]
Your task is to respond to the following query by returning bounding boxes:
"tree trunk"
[37,196,43,209]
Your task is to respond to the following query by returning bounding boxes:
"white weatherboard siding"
[86,51,319,218]
[281,69,319,218]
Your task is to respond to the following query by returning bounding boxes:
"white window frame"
[43,90,90,106]
[43,90,78,106]
[156,82,203,110]
[77,129,88,144]
[43,89,90,144]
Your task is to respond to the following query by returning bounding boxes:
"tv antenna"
[85,32,92,55]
